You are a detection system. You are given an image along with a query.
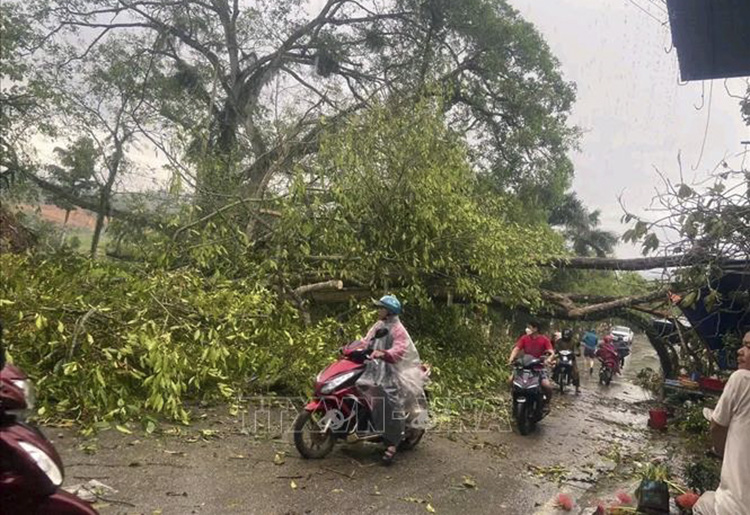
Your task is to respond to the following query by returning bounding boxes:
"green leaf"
[115,424,132,434]
[681,291,699,308]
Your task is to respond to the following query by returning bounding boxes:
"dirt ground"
[51,336,679,515]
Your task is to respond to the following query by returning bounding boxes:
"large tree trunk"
[295,281,680,377]
[545,253,748,271]
[90,142,123,258]
[90,194,107,258]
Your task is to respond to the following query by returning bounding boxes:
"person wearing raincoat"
[356,295,425,465]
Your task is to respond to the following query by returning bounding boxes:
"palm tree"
[549,192,618,257]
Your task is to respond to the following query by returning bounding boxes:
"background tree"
[46,137,98,227]
[40,38,157,257]
[27,0,578,218]
[549,191,619,258]
[0,2,48,190]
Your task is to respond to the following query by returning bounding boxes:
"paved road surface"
[53,335,671,514]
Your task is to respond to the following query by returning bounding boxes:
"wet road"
[53,335,670,514]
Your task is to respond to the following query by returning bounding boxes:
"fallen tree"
[299,282,667,318]
[296,281,680,376]
[545,254,749,271]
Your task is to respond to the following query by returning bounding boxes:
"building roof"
[667,0,750,81]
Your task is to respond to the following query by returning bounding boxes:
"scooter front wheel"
[293,411,335,459]
[515,402,533,436]
[559,371,567,394]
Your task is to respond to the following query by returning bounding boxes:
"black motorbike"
[613,336,630,368]
[552,350,574,394]
[511,355,549,435]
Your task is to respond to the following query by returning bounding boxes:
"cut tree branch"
[293,280,344,296]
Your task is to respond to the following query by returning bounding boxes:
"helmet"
[562,329,573,340]
[603,334,614,343]
[374,295,402,315]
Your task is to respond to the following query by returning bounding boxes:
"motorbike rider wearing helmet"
[553,329,581,394]
[508,319,555,405]
[596,334,621,375]
[356,295,424,465]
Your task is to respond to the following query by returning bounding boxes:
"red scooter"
[0,323,98,514]
[293,329,430,459]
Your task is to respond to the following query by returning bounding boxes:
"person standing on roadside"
[693,330,750,515]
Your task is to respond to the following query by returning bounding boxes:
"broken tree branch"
[540,289,668,319]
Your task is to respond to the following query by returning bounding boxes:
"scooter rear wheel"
[293,411,335,459]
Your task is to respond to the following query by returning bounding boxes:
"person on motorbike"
[596,334,621,375]
[356,295,424,465]
[553,329,581,394]
[508,319,554,405]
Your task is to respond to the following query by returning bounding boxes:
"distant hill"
[17,204,98,230]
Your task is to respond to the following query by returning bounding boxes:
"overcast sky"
[509,0,749,258]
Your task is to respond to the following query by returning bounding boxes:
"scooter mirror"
[374,328,389,339]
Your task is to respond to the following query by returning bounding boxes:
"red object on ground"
[555,493,574,511]
[698,377,726,392]
[648,409,668,430]
[617,491,633,504]
[676,492,700,509]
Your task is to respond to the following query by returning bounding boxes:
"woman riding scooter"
[596,335,621,375]
[356,295,425,465]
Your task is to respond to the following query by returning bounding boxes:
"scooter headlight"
[11,379,35,411]
[18,441,63,486]
[320,371,358,395]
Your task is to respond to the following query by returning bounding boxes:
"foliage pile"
[0,0,644,429]
[0,253,359,424]
[0,251,514,426]
[0,205,36,252]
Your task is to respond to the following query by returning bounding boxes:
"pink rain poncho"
[355,315,427,445]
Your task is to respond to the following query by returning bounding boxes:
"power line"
[645,0,668,15]
[626,0,668,26]
[692,80,714,171]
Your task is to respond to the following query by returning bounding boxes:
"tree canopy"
[19,0,577,210]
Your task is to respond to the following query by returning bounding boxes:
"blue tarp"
[679,270,750,369]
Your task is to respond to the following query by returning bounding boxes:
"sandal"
[382,445,397,466]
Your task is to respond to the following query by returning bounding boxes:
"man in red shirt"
[508,319,555,401]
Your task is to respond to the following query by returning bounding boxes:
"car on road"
[610,325,634,343]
